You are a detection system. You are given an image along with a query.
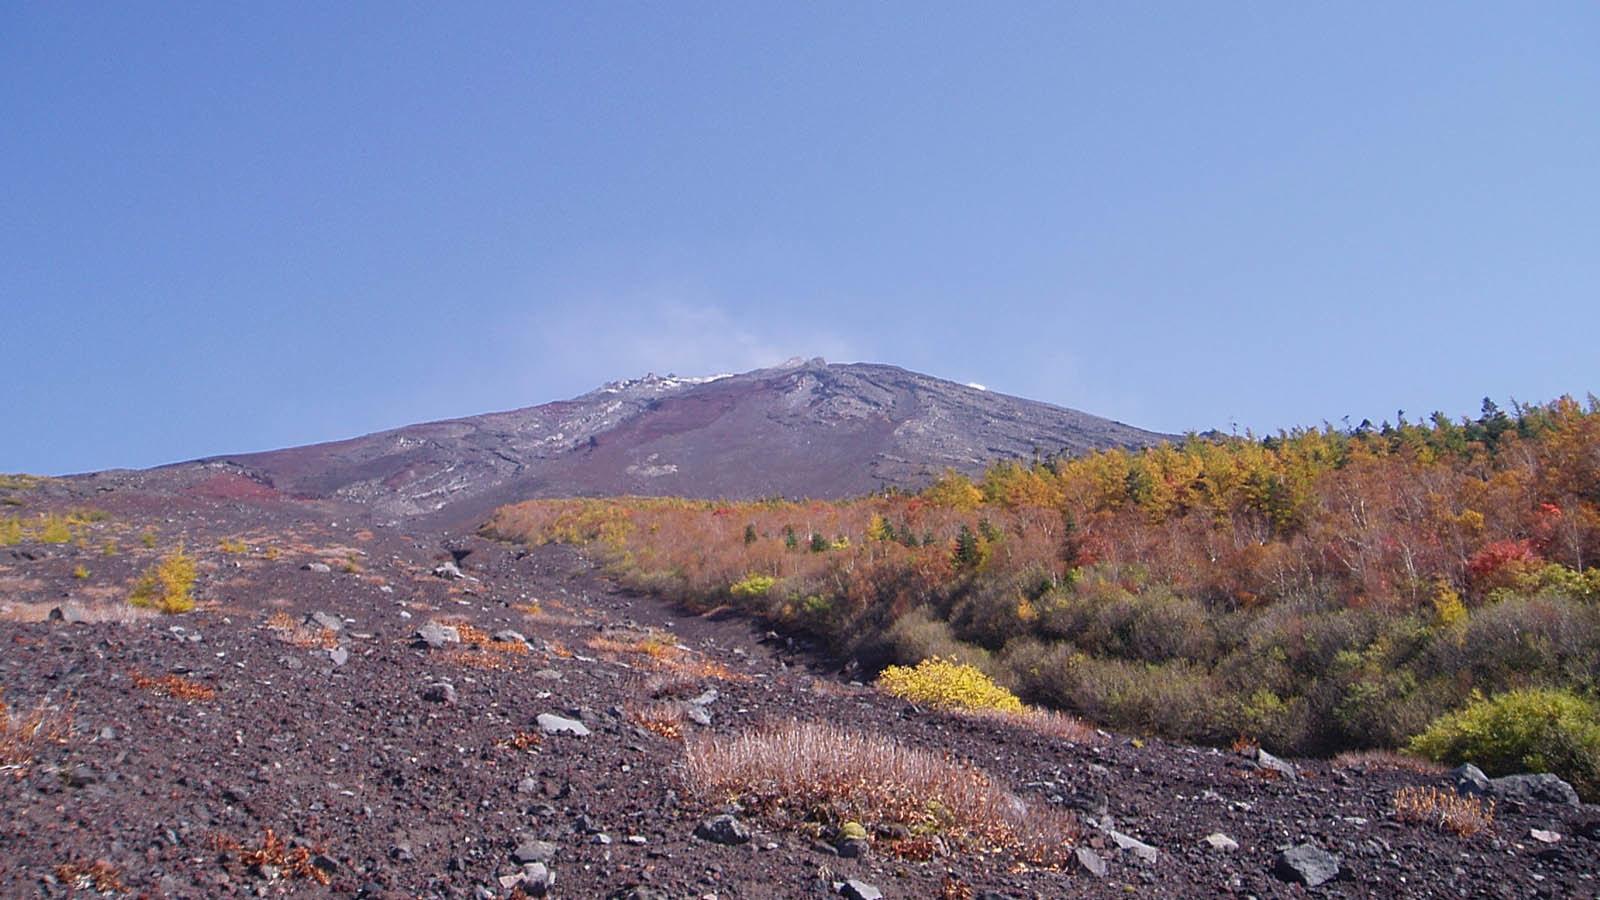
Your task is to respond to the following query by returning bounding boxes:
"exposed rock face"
[184,360,1166,524]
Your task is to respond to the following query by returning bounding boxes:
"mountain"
[188,358,1168,524]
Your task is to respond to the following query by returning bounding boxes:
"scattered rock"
[1489,773,1581,807]
[1452,763,1491,796]
[536,713,590,737]
[413,622,460,649]
[390,843,415,862]
[493,629,528,645]
[432,562,466,580]
[1256,747,1297,783]
[306,611,343,632]
[838,879,884,900]
[302,562,333,574]
[512,840,557,864]
[683,703,712,726]
[516,862,553,896]
[1105,829,1159,866]
[1071,846,1108,877]
[1203,832,1239,852]
[694,815,750,845]
[1274,843,1340,887]
[1531,828,1562,844]
[48,603,87,624]
[420,683,457,704]
[328,647,349,667]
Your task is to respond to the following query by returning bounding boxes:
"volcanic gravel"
[2,484,1599,899]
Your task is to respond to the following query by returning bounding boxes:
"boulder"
[48,603,88,624]
[694,814,750,845]
[1451,764,1491,796]
[413,622,460,649]
[536,713,590,737]
[1071,846,1108,877]
[1274,843,1340,887]
[838,880,883,900]
[1489,773,1580,806]
[1256,747,1297,783]
[420,683,456,704]
[305,611,343,632]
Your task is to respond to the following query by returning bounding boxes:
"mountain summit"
[199,360,1167,523]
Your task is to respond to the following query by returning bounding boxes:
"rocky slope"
[2,478,1599,899]
[163,359,1166,526]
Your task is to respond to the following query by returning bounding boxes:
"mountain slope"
[199,358,1167,523]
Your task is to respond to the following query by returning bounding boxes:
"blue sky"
[4,3,1596,474]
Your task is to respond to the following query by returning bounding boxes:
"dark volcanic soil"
[3,480,1599,899]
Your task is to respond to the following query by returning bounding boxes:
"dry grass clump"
[52,859,126,892]
[131,671,217,701]
[1333,749,1447,774]
[263,611,340,649]
[214,828,330,884]
[0,688,72,770]
[494,730,543,752]
[967,705,1100,745]
[1393,785,1494,835]
[589,629,752,683]
[685,719,1077,866]
[629,702,686,741]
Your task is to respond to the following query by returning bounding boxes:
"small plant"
[129,541,197,613]
[1393,785,1494,835]
[0,516,21,545]
[38,514,72,544]
[684,719,1077,866]
[52,860,126,893]
[139,528,157,549]
[71,565,88,579]
[131,671,217,701]
[630,702,686,741]
[495,730,543,751]
[340,553,362,573]
[877,657,1023,713]
[1408,688,1600,800]
[215,828,330,885]
[218,538,248,553]
[0,688,73,769]
[101,538,118,556]
[263,545,281,560]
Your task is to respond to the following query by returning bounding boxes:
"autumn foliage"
[485,396,1600,757]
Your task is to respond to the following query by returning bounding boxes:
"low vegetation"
[684,719,1076,866]
[129,542,197,613]
[1392,785,1494,836]
[1408,688,1600,800]
[0,688,73,770]
[486,396,1600,768]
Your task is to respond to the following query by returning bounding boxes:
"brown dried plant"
[52,859,126,892]
[495,730,543,752]
[0,688,73,769]
[1393,785,1494,836]
[263,611,338,649]
[685,719,1077,867]
[131,671,217,701]
[1333,749,1446,774]
[222,827,331,885]
[629,702,686,741]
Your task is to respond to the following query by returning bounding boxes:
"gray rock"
[608,888,667,900]
[694,814,750,845]
[516,777,540,795]
[433,561,465,579]
[48,603,87,624]
[1106,829,1159,866]
[1256,747,1298,782]
[1274,843,1340,887]
[512,840,557,864]
[1489,773,1580,806]
[1452,763,1491,796]
[302,562,332,574]
[1071,846,1108,877]
[493,629,528,645]
[689,689,719,706]
[390,843,415,862]
[328,647,349,667]
[1203,832,1239,852]
[536,713,590,737]
[518,862,553,896]
[683,703,712,726]
[421,682,457,704]
[838,879,883,900]
[305,611,343,632]
[836,837,869,858]
[413,622,461,649]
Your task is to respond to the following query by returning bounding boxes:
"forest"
[483,396,1600,762]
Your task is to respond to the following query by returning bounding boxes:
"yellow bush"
[730,573,777,598]
[877,657,1023,713]
[129,542,197,613]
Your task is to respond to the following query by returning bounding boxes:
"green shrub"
[1407,688,1600,800]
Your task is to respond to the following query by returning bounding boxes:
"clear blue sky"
[5,3,1596,475]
